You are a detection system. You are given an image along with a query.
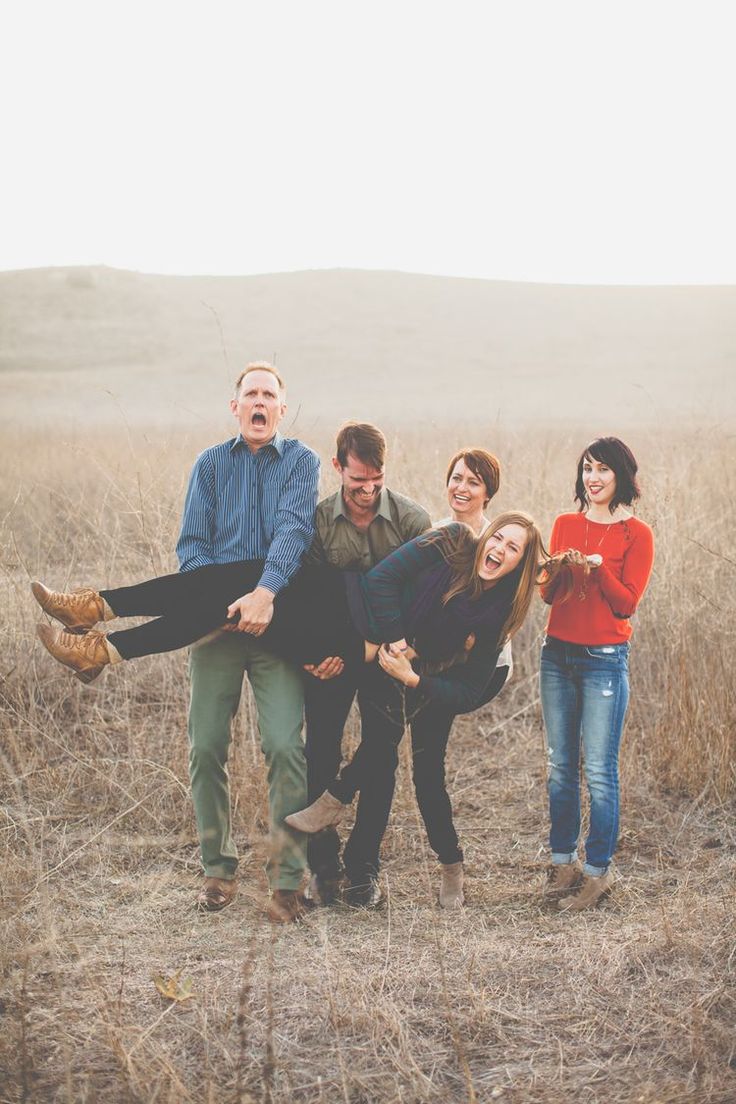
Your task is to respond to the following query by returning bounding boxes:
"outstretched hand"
[304,656,345,680]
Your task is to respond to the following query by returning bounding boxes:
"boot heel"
[75,668,101,684]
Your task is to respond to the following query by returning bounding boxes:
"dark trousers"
[304,670,369,881]
[101,561,363,671]
[303,663,404,887]
[410,705,464,865]
[321,662,511,881]
[102,562,264,659]
[338,665,406,886]
[411,662,510,864]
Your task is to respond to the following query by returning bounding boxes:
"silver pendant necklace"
[579,516,616,600]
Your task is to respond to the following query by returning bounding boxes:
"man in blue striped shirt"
[177,362,319,923]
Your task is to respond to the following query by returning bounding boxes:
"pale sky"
[1,0,734,284]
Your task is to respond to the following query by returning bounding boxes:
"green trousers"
[188,632,307,890]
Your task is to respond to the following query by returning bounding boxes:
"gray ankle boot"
[439,861,465,908]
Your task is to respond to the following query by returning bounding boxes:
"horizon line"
[1,262,735,291]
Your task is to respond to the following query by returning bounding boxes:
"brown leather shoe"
[439,861,465,908]
[543,861,583,899]
[36,624,111,683]
[31,582,106,632]
[196,877,238,912]
[558,869,614,912]
[284,790,345,834]
[267,889,310,924]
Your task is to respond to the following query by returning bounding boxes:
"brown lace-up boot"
[36,624,113,683]
[31,582,108,633]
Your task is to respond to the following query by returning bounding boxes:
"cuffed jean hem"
[551,851,579,866]
[583,861,609,877]
[551,853,608,877]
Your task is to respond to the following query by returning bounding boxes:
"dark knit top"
[345,525,518,712]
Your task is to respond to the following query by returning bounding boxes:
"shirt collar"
[230,431,285,457]
[333,487,392,523]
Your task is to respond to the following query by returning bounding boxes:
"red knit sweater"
[543,513,654,645]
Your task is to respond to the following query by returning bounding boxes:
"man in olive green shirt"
[304,422,431,906]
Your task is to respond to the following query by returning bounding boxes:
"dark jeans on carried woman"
[101,561,364,672]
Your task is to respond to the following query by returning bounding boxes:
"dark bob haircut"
[574,437,641,513]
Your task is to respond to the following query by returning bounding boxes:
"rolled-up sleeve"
[258,450,320,595]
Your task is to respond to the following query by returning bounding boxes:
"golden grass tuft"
[1,423,734,1102]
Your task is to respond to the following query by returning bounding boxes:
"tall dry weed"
[1,421,734,1102]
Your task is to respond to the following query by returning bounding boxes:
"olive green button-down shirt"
[306,488,431,571]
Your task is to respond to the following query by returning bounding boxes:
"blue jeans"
[540,636,630,876]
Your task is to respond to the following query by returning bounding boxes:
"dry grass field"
[1,418,734,1103]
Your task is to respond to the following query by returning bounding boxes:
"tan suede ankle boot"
[543,861,583,899]
[284,791,345,834]
[439,861,465,908]
[558,869,614,912]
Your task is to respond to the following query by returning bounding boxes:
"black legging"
[410,662,509,864]
[102,561,364,672]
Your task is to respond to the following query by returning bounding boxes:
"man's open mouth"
[251,413,267,426]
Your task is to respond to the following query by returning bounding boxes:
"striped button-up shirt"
[176,432,320,595]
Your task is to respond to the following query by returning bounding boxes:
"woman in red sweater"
[540,437,654,911]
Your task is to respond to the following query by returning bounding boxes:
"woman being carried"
[34,514,542,690]
[33,513,544,738]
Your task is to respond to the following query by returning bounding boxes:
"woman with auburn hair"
[440,448,501,537]
[539,436,654,912]
[399,447,511,907]
[34,517,547,902]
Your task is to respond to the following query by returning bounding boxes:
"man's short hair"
[234,361,286,396]
[335,422,386,470]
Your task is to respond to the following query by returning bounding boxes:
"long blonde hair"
[429,512,548,643]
